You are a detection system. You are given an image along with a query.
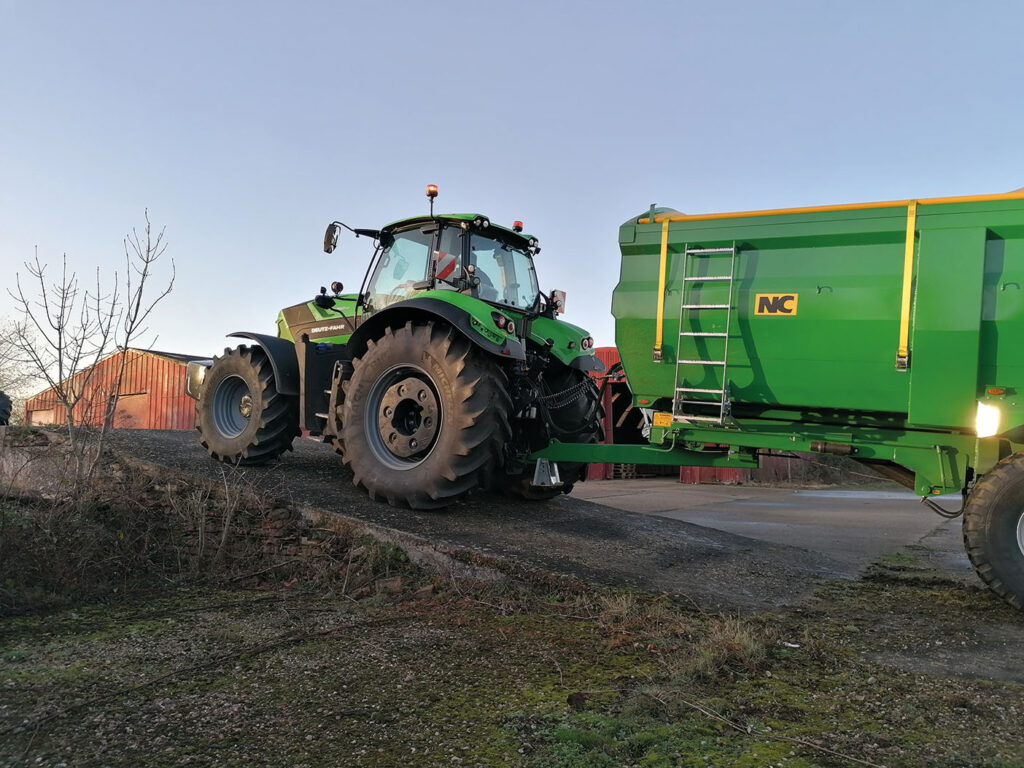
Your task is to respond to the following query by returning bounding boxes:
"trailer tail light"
[976,401,1001,438]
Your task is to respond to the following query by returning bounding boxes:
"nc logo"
[755,293,798,315]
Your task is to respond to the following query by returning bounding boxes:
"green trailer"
[534,188,1024,608]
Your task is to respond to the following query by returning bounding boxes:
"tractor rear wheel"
[196,345,299,465]
[505,367,604,500]
[341,321,510,509]
[0,390,11,426]
[963,451,1024,609]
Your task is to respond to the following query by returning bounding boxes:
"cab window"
[469,233,540,309]
[432,226,464,291]
[366,229,433,309]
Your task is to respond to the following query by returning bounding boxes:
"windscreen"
[365,229,432,309]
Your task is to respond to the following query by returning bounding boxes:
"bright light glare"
[976,401,1001,438]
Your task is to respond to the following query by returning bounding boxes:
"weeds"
[0,455,415,615]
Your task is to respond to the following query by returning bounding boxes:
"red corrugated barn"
[24,348,199,430]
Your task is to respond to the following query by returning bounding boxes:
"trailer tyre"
[0,390,11,426]
[963,452,1024,610]
[341,321,510,509]
[196,345,299,465]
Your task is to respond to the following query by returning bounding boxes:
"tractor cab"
[363,214,542,314]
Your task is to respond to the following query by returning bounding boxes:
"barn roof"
[142,349,206,364]
[25,347,204,402]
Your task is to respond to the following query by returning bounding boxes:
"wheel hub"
[377,375,439,459]
[212,375,253,438]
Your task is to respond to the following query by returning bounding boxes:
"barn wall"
[23,351,195,430]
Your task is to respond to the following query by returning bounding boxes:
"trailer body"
[534,191,1024,499]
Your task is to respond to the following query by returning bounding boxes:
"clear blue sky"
[2,0,1022,354]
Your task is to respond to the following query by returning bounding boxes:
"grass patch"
[2,455,1023,766]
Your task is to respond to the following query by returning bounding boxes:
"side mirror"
[550,289,567,314]
[323,223,341,254]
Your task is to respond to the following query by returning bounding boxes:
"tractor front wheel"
[196,345,299,465]
[963,452,1024,610]
[341,322,510,509]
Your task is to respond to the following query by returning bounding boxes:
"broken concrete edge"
[110,451,593,598]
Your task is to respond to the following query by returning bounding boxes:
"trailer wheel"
[963,452,1024,609]
[506,367,604,500]
[341,321,510,509]
[196,345,299,465]
[0,390,11,426]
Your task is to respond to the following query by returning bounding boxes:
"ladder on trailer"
[672,243,738,425]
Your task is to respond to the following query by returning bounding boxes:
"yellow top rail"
[636,189,1024,225]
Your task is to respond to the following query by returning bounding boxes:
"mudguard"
[227,331,300,396]
[570,355,606,373]
[346,297,526,362]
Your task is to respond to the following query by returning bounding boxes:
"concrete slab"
[572,478,971,578]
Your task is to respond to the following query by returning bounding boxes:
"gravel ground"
[107,430,847,613]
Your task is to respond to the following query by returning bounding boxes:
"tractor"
[187,186,604,508]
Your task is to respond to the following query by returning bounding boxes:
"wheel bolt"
[409,439,418,449]
[424,417,432,428]
[418,389,427,401]
[397,385,405,396]
[384,406,393,417]
[388,433,397,443]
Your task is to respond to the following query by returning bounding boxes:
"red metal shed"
[24,348,199,430]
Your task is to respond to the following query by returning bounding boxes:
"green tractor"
[187,186,604,508]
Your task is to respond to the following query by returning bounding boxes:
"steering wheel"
[384,282,417,305]
[476,272,499,302]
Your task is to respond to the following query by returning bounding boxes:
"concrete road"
[572,478,972,579]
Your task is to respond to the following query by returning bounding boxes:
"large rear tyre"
[505,367,604,500]
[341,321,510,509]
[963,452,1024,610]
[0,390,11,426]
[196,345,299,465]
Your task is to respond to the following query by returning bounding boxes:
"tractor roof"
[382,214,537,246]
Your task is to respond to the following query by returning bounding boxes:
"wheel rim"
[364,364,441,470]
[212,375,253,438]
[1017,510,1024,558]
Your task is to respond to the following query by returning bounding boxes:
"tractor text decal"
[754,293,798,315]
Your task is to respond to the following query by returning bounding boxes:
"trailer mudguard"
[227,331,300,396]
[346,297,526,362]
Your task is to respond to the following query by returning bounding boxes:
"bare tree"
[5,211,174,490]
[94,213,175,462]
